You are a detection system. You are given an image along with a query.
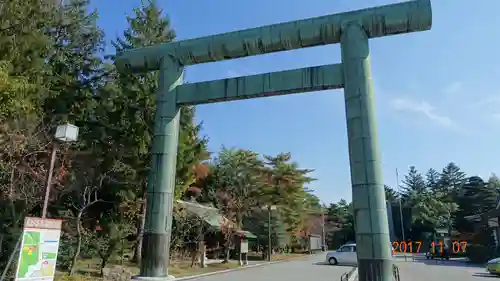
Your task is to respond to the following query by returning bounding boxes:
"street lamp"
[261,205,277,261]
[321,205,326,251]
[42,123,79,218]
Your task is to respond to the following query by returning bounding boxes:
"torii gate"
[115,1,432,280]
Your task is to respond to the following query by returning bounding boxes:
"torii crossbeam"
[115,1,432,280]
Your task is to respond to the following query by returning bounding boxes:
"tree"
[438,162,466,197]
[102,0,208,263]
[201,147,263,261]
[425,168,440,193]
[455,176,498,233]
[0,0,54,120]
[243,207,288,254]
[0,0,105,274]
[176,106,210,200]
[413,193,457,229]
[0,61,38,121]
[324,200,354,249]
[400,166,426,207]
[42,0,104,125]
[384,185,398,203]
[260,153,315,251]
[61,160,109,275]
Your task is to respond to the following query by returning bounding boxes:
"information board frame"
[14,217,62,281]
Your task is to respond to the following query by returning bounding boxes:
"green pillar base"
[358,258,392,281]
[139,232,171,278]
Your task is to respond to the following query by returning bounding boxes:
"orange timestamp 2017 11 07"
[391,240,468,254]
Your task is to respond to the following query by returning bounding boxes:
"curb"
[174,255,310,281]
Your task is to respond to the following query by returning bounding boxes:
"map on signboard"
[15,217,62,281]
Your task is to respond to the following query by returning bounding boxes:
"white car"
[326,243,394,265]
[326,243,357,265]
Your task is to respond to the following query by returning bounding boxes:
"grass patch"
[54,253,308,280]
[55,259,240,281]
[271,253,308,261]
[170,262,240,277]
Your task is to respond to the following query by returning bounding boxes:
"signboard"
[15,217,62,281]
[240,240,248,254]
[308,234,322,251]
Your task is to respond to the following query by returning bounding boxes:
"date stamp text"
[392,240,467,254]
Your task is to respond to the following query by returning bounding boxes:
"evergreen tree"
[438,162,466,196]
[325,200,355,248]
[401,166,426,205]
[43,0,104,124]
[384,185,398,203]
[261,152,315,246]
[455,176,486,233]
[243,208,288,254]
[0,0,53,111]
[425,168,440,193]
[99,0,208,262]
[480,175,499,213]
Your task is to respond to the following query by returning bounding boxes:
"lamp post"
[321,206,326,251]
[262,205,277,261]
[396,168,405,241]
[42,123,79,218]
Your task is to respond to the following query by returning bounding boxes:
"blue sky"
[90,0,500,204]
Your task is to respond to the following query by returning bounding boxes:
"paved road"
[395,257,492,281]
[187,254,354,281]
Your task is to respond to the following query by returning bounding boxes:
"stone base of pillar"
[132,275,175,280]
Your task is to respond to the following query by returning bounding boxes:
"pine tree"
[384,185,398,203]
[401,166,426,205]
[455,176,486,233]
[438,162,466,195]
[43,0,105,124]
[425,168,440,193]
[107,0,208,263]
[480,175,499,213]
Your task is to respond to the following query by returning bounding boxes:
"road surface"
[395,257,491,281]
[188,254,353,281]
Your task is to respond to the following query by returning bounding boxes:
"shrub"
[466,244,495,264]
[57,235,76,270]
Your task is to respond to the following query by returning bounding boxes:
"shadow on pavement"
[473,273,500,278]
[313,262,354,268]
[411,258,481,268]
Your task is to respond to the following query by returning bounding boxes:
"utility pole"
[321,206,326,251]
[42,144,57,218]
[268,205,272,262]
[396,168,405,241]
[262,205,276,262]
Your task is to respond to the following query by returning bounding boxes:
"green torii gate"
[115,0,432,280]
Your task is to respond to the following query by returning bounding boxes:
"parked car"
[326,244,357,265]
[326,243,394,265]
[425,244,450,260]
[486,258,500,275]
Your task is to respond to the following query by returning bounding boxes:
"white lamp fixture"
[55,123,79,142]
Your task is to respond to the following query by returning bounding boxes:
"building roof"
[235,230,257,239]
[177,200,226,228]
[176,200,258,238]
[464,208,500,227]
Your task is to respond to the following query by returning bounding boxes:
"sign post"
[15,217,62,281]
[240,239,248,266]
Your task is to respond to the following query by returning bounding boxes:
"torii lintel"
[115,0,431,72]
